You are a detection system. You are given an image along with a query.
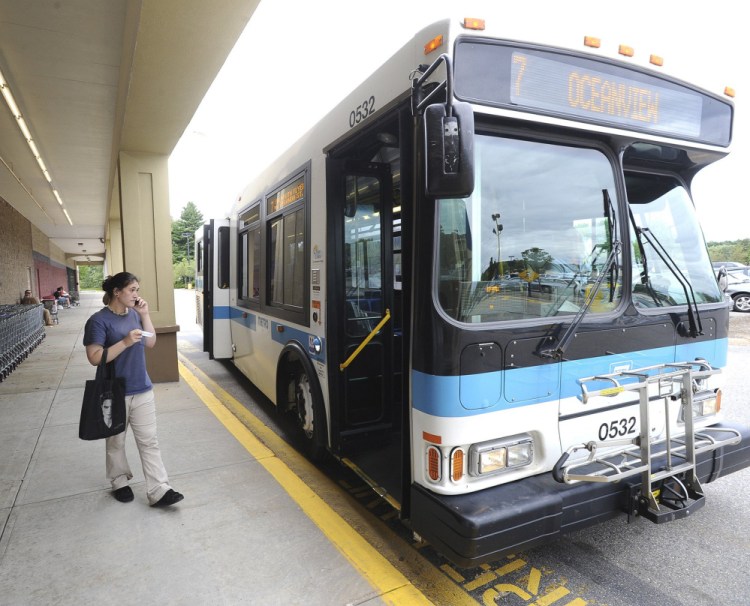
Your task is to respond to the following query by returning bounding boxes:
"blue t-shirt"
[83,307,153,395]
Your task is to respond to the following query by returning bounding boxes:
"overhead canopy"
[0,0,260,263]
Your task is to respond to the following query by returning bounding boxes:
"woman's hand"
[124,328,145,346]
[132,297,156,348]
[133,297,150,315]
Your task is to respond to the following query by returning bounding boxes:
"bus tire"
[278,345,328,462]
[294,369,327,461]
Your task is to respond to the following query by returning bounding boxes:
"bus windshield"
[628,172,723,307]
[437,134,621,323]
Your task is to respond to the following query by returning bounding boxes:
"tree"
[78,265,104,290]
[173,257,194,288]
[707,239,750,265]
[171,202,204,264]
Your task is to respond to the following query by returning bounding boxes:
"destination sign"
[453,40,732,147]
[268,176,305,214]
[510,51,702,138]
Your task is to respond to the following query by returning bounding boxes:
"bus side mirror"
[424,101,474,198]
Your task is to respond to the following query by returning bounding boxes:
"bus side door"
[201,219,233,359]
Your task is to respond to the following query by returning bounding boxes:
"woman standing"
[83,272,184,507]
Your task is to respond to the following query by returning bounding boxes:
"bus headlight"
[469,435,534,477]
[508,441,534,467]
[694,389,721,417]
[680,389,721,421]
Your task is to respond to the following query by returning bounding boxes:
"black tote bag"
[79,348,126,440]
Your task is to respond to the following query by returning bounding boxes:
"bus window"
[627,172,723,308]
[269,208,305,309]
[217,226,230,289]
[238,202,261,304]
[437,135,621,323]
[265,169,309,322]
[250,229,260,298]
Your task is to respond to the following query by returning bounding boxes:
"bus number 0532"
[598,416,637,441]
[349,96,376,128]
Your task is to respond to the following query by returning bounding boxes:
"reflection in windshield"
[437,135,621,323]
[627,172,722,308]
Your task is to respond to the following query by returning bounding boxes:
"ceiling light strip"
[0,152,55,223]
[0,66,72,225]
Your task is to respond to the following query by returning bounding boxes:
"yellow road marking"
[178,360,433,606]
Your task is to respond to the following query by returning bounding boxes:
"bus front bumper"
[409,422,750,568]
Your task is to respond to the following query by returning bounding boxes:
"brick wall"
[0,198,35,304]
[0,196,75,304]
[34,251,70,300]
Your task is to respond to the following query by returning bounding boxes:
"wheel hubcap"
[296,374,314,437]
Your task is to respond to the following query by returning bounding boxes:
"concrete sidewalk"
[0,291,390,605]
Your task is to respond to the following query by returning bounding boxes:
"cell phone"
[141,331,154,338]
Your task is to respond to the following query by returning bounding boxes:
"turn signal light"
[427,445,441,481]
[462,18,485,31]
[451,448,464,482]
[584,36,601,49]
[649,54,664,67]
[424,35,443,55]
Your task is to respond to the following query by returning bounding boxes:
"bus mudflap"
[409,421,750,568]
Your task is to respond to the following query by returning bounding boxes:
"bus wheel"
[294,370,327,461]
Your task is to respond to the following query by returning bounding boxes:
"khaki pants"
[105,390,172,505]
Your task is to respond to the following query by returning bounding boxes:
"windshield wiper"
[543,189,619,319]
[629,208,664,306]
[602,189,620,303]
[540,240,621,360]
[636,226,703,337]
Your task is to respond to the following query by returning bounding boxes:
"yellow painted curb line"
[178,361,434,606]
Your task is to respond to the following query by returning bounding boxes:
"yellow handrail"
[339,308,391,371]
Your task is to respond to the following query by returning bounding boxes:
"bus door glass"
[195,225,206,331]
[339,163,394,439]
[203,219,232,359]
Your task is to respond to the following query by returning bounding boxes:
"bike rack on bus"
[553,361,742,522]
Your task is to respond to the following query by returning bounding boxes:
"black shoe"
[113,486,134,503]
[152,489,184,507]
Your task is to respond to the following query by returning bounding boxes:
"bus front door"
[330,161,395,453]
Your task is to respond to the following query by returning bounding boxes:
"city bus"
[196,17,750,567]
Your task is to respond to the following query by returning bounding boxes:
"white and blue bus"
[196,17,750,567]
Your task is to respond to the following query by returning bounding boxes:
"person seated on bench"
[22,290,54,326]
[54,286,72,308]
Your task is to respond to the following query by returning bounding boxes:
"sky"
[168,0,747,243]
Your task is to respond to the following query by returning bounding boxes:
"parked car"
[712,261,746,268]
[723,268,750,312]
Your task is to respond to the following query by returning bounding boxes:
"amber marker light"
[725,86,736,98]
[583,36,601,49]
[451,448,465,482]
[424,34,443,55]
[427,445,442,481]
[619,44,635,57]
[462,18,485,30]
[650,54,664,67]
